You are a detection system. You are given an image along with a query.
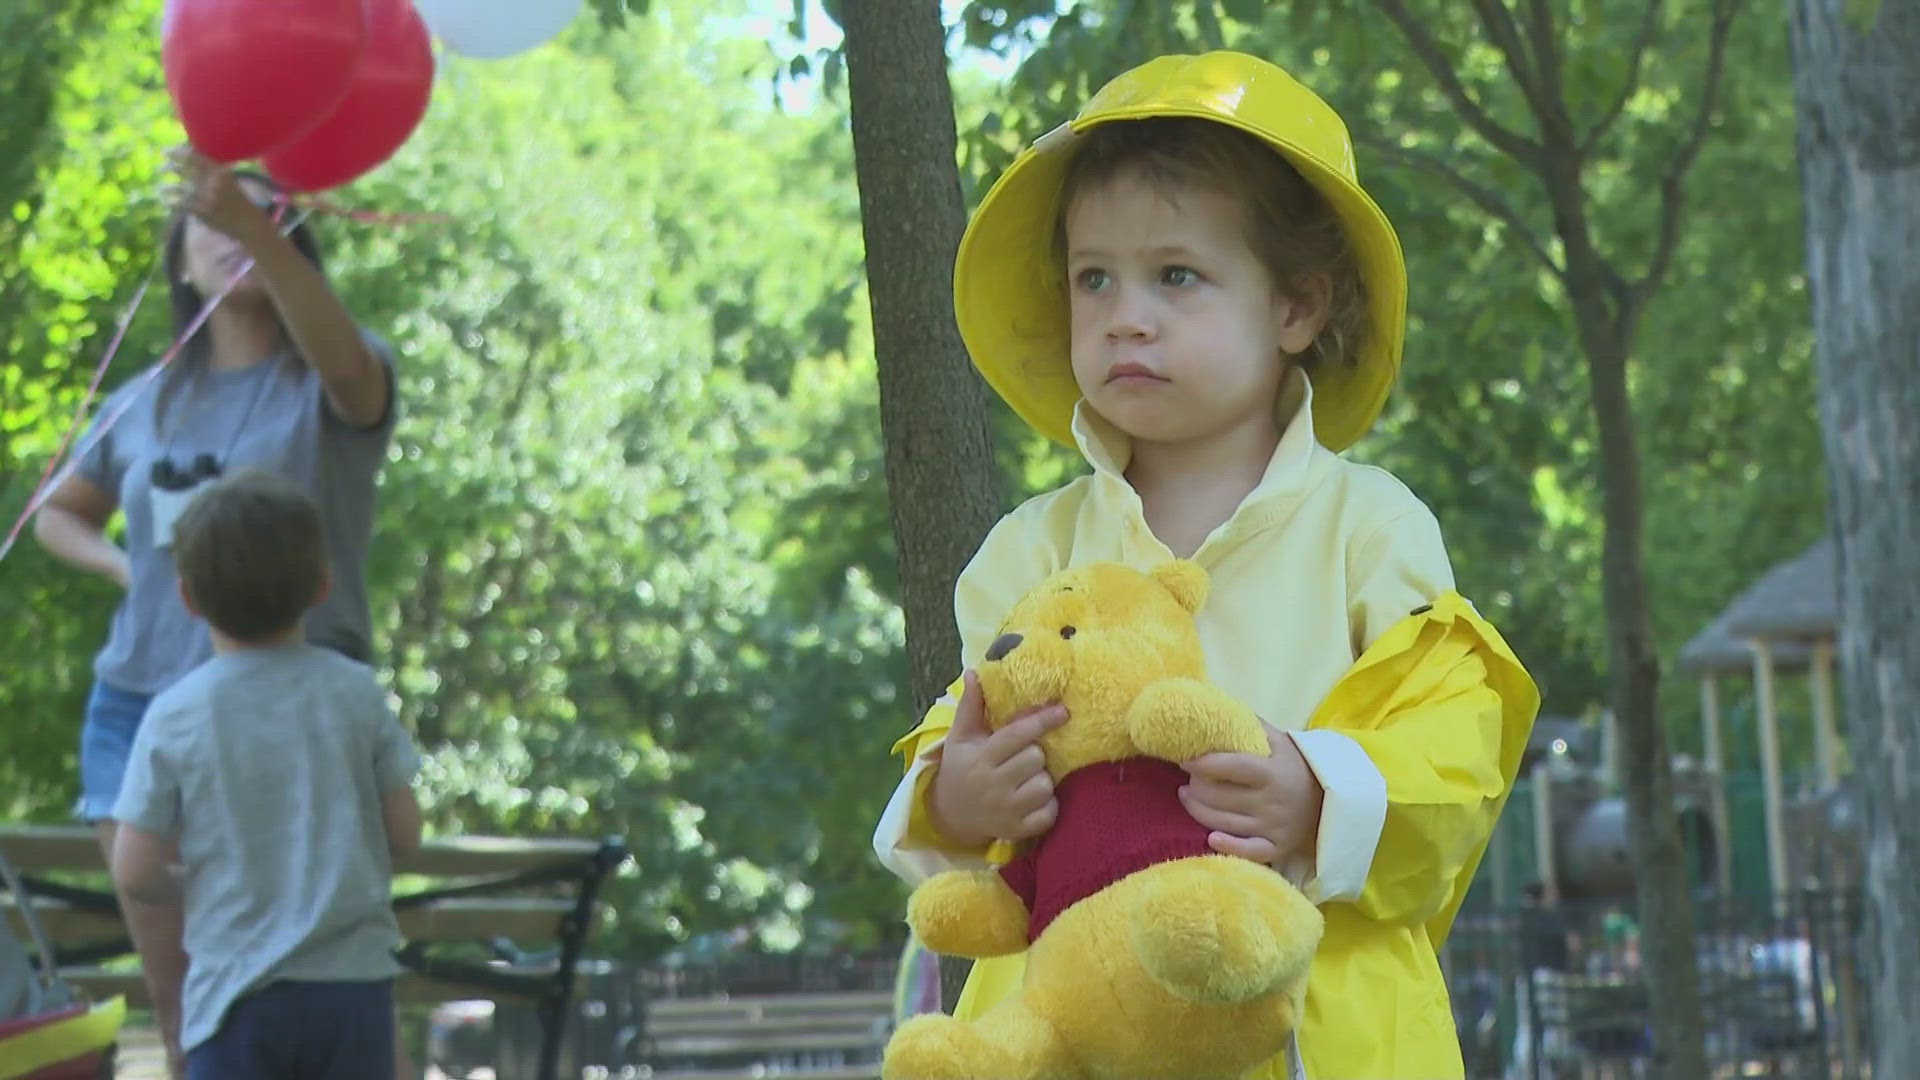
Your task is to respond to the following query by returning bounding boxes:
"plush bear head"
[975,560,1211,778]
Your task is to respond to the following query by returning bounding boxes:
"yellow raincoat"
[888,594,1535,1079]
[875,380,1539,1079]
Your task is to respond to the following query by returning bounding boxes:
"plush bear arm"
[1126,677,1269,762]
[908,868,1033,959]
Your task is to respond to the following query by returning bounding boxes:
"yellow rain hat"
[954,51,1407,453]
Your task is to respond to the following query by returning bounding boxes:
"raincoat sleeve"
[1306,509,1539,934]
[872,506,1060,885]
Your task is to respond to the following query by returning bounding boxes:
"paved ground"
[113,1024,168,1079]
[116,1024,476,1079]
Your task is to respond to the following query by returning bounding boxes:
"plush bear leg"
[881,1002,1079,1080]
[1128,855,1323,1005]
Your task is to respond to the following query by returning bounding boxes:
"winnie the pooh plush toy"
[882,560,1324,1080]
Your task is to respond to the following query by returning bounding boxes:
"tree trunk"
[840,0,1005,1011]
[1788,1,1920,1073]
[1574,306,1709,1080]
[840,0,1004,716]
[1550,137,1711,1077]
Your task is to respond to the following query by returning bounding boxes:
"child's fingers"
[1179,787,1265,837]
[996,743,1048,782]
[982,703,1066,765]
[1007,769,1054,812]
[1181,776,1266,816]
[1206,831,1277,863]
[947,670,989,744]
[1182,752,1271,787]
[1017,799,1059,837]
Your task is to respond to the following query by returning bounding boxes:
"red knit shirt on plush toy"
[997,757,1214,942]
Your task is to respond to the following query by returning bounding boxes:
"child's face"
[1064,173,1322,449]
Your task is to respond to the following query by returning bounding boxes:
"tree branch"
[1522,0,1568,123]
[1194,0,1226,51]
[1355,131,1563,279]
[1368,0,1545,166]
[1579,0,1664,155]
[1632,0,1742,308]
[1465,0,1557,128]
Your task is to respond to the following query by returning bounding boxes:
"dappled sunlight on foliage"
[1,0,1831,962]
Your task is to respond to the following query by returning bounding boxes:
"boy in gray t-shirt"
[111,470,423,1080]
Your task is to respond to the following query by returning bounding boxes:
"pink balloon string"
[0,277,153,561]
[0,203,313,566]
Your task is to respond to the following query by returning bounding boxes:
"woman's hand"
[167,146,275,246]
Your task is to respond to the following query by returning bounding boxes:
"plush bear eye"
[1059,626,1077,640]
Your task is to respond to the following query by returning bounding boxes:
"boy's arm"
[381,786,424,861]
[111,826,183,906]
[1294,503,1538,925]
[370,681,425,862]
[110,714,185,905]
[872,508,1057,885]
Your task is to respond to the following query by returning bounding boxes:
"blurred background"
[1,1,1906,1078]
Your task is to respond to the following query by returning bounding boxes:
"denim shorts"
[76,681,156,822]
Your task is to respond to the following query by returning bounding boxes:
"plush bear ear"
[1150,560,1209,614]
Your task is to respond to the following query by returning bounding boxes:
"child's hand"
[1179,721,1324,864]
[927,669,1068,849]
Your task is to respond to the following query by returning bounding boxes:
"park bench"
[637,989,891,1079]
[0,823,626,1080]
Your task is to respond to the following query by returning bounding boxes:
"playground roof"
[1676,536,1833,673]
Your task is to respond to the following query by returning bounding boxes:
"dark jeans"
[186,979,394,1080]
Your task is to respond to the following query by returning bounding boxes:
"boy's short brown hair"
[172,470,327,644]
[1057,116,1371,376]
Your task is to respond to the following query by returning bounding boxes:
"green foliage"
[2,0,909,954]
[0,0,1831,956]
[0,0,179,818]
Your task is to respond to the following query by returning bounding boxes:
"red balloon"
[261,0,436,192]
[162,0,368,164]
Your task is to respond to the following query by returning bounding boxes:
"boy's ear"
[176,577,199,618]
[311,564,334,610]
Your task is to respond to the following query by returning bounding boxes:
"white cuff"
[1282,729,1388,903]
[872,739,991,886]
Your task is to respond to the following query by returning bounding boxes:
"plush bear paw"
[1129,856,1322,1004]
[883,1014,987,1080]
[881,1009,1076,1080]
[908,869,1031,959]
[1126,678,1269,762]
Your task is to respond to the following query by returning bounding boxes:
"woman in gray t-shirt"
[33,149,399,1077]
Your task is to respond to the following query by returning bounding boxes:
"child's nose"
[1105,285,1155,341]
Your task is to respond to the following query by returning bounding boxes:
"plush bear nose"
[985,633,1023,662]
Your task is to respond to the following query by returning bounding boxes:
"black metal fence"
[438,893,1872,1079]
[1444,890,1869,1079]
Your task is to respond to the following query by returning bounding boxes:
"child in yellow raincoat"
[871,50,1540,1080]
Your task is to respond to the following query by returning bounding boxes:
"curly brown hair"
[1056,117,1370,376]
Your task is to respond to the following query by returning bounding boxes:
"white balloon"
[414,0,585,60]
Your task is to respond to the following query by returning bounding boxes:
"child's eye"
[1161,266,1200,287]
[1074,268,1110,292]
